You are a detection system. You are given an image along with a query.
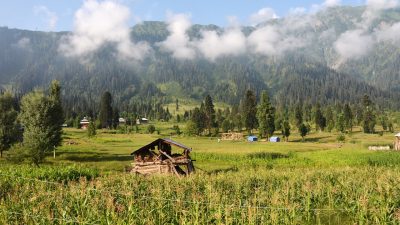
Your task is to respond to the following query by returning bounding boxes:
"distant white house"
[395,133,400,151]
[80,117,90,129]
[119,117,126,125]
[136,118,149,125]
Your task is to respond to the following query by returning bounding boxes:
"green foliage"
[299,123,309,142]
[48,80,64,148]
[185,120,199,136]
[336,113,346,133]
[221,119,232,133]
[189,107,206,135]
[282,120,291,141]
[203,95,215,134]
[337,133,346,143]
[147,125,156,134]
[18,82,64,166]
[99,92,113,129]
[314,104,326,131]
[242,90,258,133]
[294,104,303,128]
[87,121,96,138]
[257,91,275,139]
[0,92,20,157]
[172,125,182,135]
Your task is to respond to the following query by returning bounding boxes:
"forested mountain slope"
[0,6,399,111]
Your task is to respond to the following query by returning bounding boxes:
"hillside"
[0,6,399,112]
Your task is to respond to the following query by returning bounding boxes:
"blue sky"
[0,0,364,31]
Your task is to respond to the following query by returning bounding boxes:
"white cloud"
[33,6,58,30]
[334,29,375,60]
[196,28,247,61]
[376,22,400,42]
[157,13,196,60]
[324,0,342,7]
[16,38,31,49]
[247,25,305,56]
[288,7,307,16]
[59,0,150,61]
[249,8,278,26]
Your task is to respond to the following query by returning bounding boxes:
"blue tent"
[247,136,258,142]
[269,136,280,142]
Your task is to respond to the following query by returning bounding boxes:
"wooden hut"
[130,138,195,176]
[395,133,400,151]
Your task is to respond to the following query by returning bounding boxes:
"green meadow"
[1,124,400,224]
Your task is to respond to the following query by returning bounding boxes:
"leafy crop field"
[1,126,400,224]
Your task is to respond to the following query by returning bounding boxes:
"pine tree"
[99,92,113,129]
[362,95,376,133]
[48,80,64,148]
[299,123,308,142]
[203,95,216,135]
[0,92,20,157]
[87,120,96,138]
[112,108,120,129]
[343,103,353,132]
[294,104,303,128]
[190,107,206,135]
[242,90,258,134]
[282,120,291,142]
[314,103,326,132]
[257,91,275,139]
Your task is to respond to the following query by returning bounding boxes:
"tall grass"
[1,166,400,224]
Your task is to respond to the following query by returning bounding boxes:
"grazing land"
[1,125,400,224]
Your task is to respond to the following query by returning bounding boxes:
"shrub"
[147,125,156,134]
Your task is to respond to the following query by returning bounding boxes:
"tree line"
[183,90,395,141]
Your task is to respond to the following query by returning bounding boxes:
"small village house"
[395,133,400,150]
[270,136,280,142]
[136,117,149,125]
[118,117,126,125]
[248,136,258,142]
[130,138,195,176]
[80,117,90,130]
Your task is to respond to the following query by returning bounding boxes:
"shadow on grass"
[291,136,331,143]
[206,166,239,175]
[247,152,289,160]
[63,154,133,162]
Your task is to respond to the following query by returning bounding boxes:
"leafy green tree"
[257,91,275,139]
[190,107,206,135]
[18,91,52,166]
[99,91,113,129]
[147,125,156,134]
[325,107,335,132]
[185,121,199,136]
[282,120,291,142]
[203,95,216,135]
[336,113,346,133]
[242,90,258,133]
[17,81,64,166]
[87,120,96,138]
[221,119,231,133]
[299,123,308,142]
[0,92,20,157]
[379,114,388,131]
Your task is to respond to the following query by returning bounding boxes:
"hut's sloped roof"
[131,138,191,155]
